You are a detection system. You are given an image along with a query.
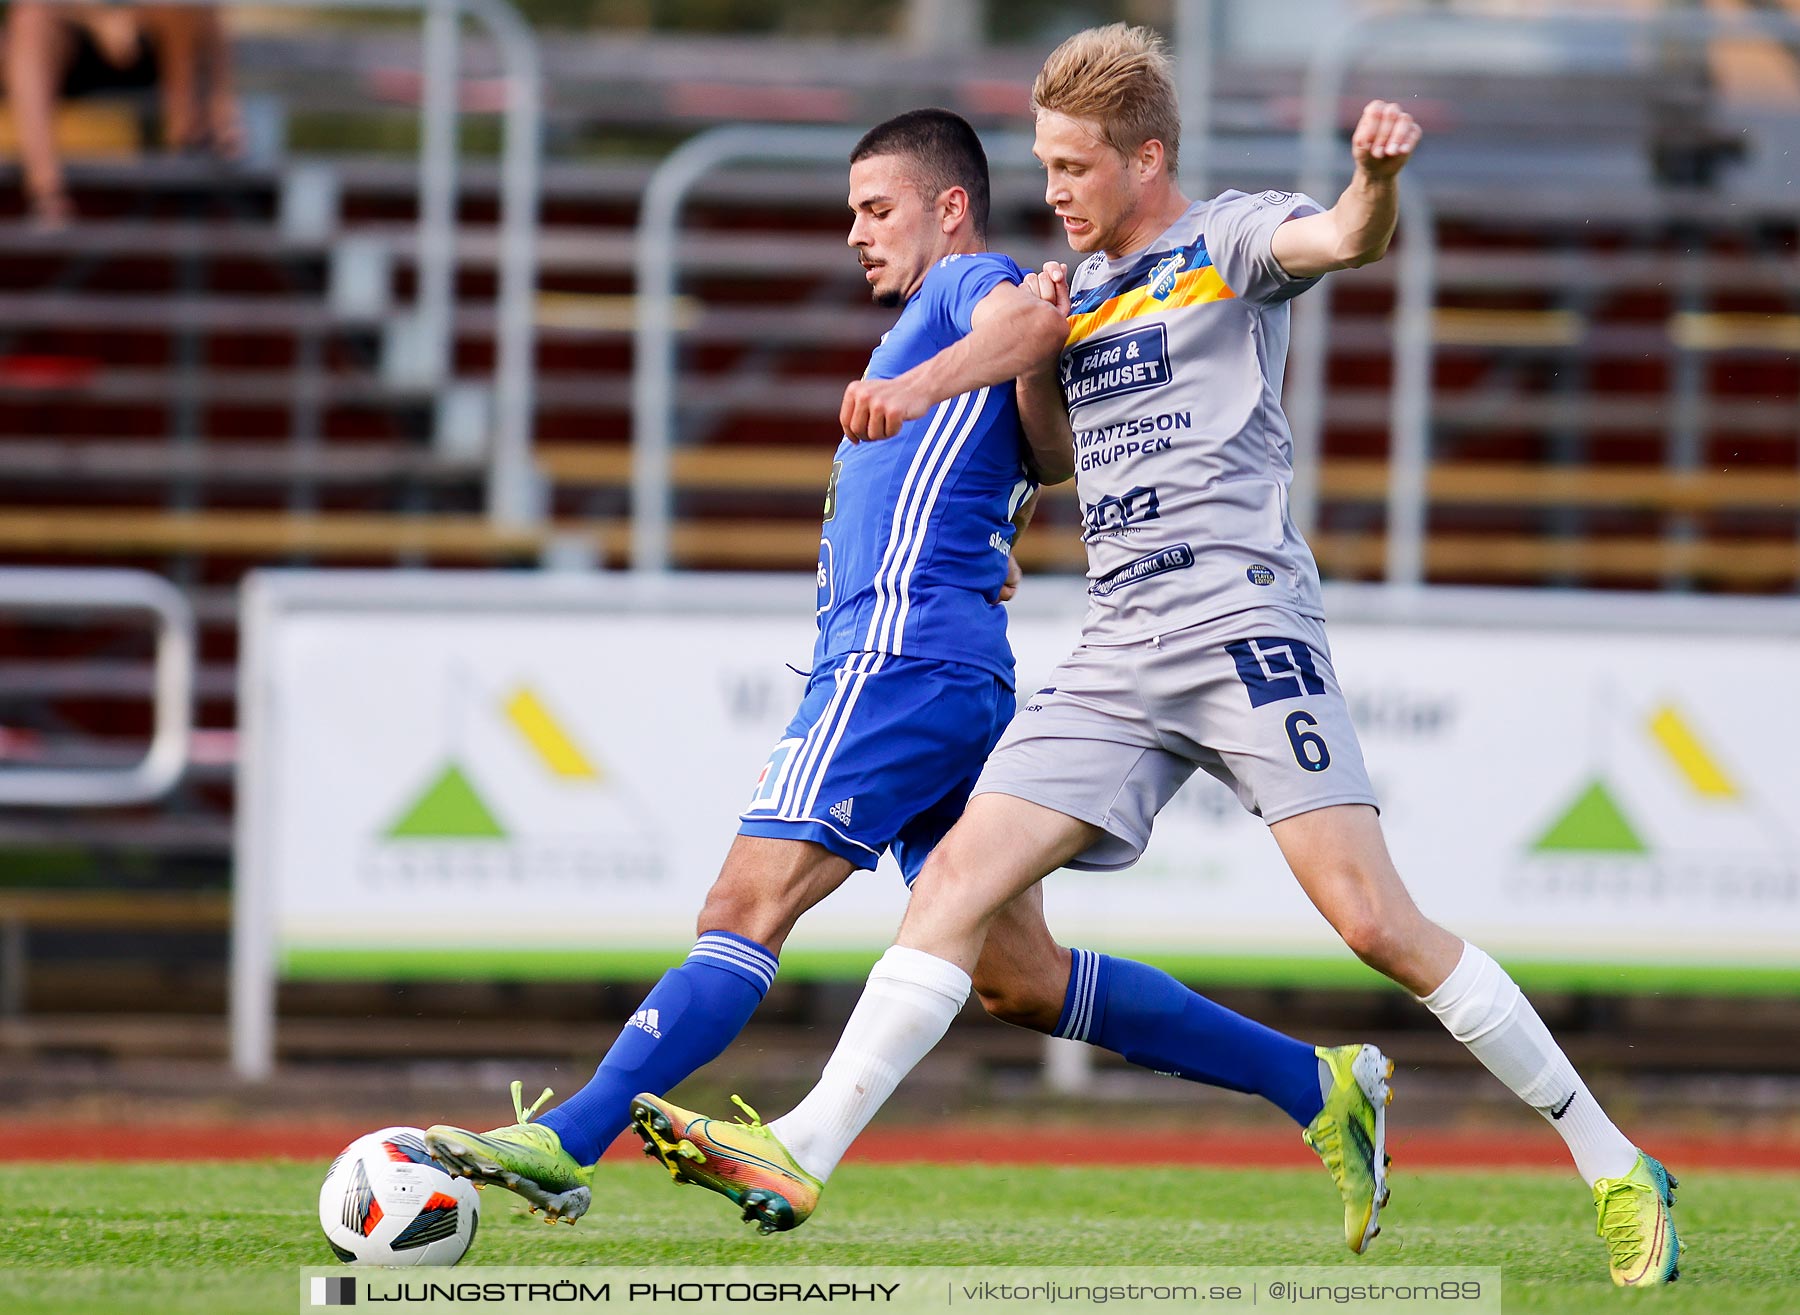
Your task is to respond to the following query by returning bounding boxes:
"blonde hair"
[1031,23,1180,175]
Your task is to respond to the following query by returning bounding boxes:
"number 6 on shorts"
[1285,710,1331,772]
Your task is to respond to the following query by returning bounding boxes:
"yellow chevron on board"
[1648,704,1738,799]
[505,687,601,781]
[1066,265,1234,346]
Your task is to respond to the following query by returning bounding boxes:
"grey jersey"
[1060,189,1326,642]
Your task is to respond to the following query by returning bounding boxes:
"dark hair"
[851,108,990,237]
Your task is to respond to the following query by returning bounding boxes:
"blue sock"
[1057,949,1325,1126]
[537,931,777,1164]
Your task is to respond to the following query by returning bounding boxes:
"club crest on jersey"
[1147,252,1185,301]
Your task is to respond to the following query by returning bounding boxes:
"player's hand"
[999,552,1023,602]
[1350,100,1420,181]
[840,376,928,442]
[1021,261,1072,317]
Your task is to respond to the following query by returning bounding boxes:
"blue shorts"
[737,652,1014,883]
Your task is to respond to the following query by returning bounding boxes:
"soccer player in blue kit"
[427,108,1390,1251]
[629,30,1682,1289]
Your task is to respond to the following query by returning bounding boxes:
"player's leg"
[630,792,1095,1233]
[968,886,1389,1251]
[891,696,1327,1135]
[768,792,1096,1168]
[741,660,1106,1189]
[954,653,1334,1129]
[1272,801,1679,1284]
[1268,803,1457,993]
[426,656,892,1221]
[972,886,1329,1126]
[425,834,851,1223]
[627,656,1045,1230]
[531,834,853,1159]
[723,644,1332,1204]
[1163,620,1415,1250]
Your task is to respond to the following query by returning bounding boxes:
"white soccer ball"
[318,1126,480,1266]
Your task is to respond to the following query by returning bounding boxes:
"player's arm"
[839,279,1067,445]
[998,488,1043,602]
[1013,263,1076,486]
[1270,100,1421,278]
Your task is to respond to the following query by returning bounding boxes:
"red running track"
[4,1124,1799,1171]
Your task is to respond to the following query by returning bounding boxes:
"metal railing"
[1173,0,1216,201]
[0,570,194,806]
[631,126,856,574]
[1286,0,1800,556]
[117,0,543,526]
[1383,186,1436,590]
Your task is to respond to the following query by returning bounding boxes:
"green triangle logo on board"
[386,762,506,839]
[1531,779,1646,855]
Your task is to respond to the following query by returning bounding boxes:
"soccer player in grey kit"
[633,26,1681,1287]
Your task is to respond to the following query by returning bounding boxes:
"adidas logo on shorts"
[829,798,855,826]
[629,1007,662,1039]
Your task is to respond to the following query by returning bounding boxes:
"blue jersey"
[814,252,1036,686]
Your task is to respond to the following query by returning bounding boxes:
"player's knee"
[694,883,753,940]
[1332,902,1408,973]
[905,846,969,911]
[695,876,791,947]
[971,965,1061,1032]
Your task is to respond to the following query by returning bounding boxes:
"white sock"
[1420,942,1639,1185]
[769,945,971,1182]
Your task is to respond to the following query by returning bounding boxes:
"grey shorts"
[974,607,1378,870]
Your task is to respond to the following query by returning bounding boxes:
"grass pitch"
[1,1161,1795,1314]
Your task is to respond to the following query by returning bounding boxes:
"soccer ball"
[318,1126,480,1266]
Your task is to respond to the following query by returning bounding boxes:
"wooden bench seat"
[0,104,139,160]
[0,889,230,1021]
[0,448,1792,579]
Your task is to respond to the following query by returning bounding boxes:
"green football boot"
[630,1092,822,1234]
[1593,1152,1682,1286]
[1301,1043,1394,1253]
[425,1080,595,1224]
